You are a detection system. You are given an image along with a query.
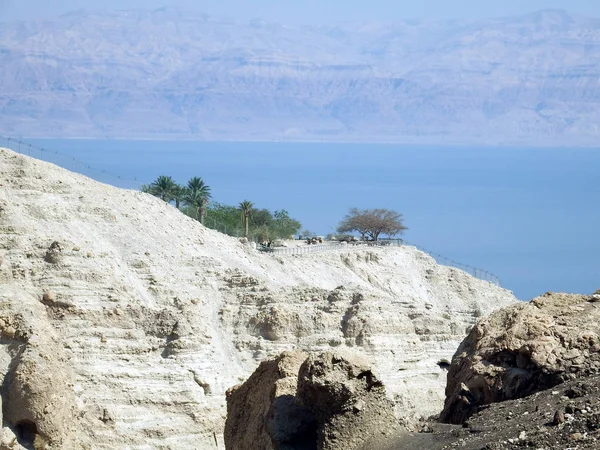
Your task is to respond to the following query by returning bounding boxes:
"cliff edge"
[0,148,516,447]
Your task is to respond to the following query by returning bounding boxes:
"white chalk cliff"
[0,148,516,448]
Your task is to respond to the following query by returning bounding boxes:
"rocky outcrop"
[225,351,314,450]
[221,266,516,425]
[378,373,600,450]
[297,351,399,450]
[0,148,517,447]
[0,290,81,449]
[226,350,398,450]
[440,290,600,424]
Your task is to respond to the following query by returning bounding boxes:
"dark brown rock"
[224,350,314,450]
[225,350,399,450]
[379,374,600,450]
[553,409,565,425]
[44,241,63,264]
[439,292,600,424]
[296,350,399,450]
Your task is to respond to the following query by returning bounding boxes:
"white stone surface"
[0,148,517,448]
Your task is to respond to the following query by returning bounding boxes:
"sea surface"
[18,139,600,301]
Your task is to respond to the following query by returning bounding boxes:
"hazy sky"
[1,0,600,24]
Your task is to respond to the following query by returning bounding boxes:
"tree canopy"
[141,176,302,242]
[147,175,177,202]
[337,208,407,241]
[271,210,301,240]
[185,177,211,224]
[239,200,254,238]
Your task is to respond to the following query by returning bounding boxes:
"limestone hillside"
[0,148,516,448]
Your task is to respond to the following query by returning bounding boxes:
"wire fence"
[0,135,146,190]
[259,243,351,255]
[2,135,501,287]
[261,239,501,286]
[0,135,246,235]
[397,240,501,286]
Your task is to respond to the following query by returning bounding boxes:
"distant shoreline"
[12,135,600,149]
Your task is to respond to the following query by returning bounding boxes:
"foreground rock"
[229,344,600,450]
[297,352,399,449]
[225,351,314,450]
[374,289,600,449]
[440,290,600,424]
[380,373,600,449]
[0,289,84,448]
[0,148,516,446]
[225,351,398,450]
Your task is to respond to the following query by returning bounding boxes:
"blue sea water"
[21,139,600,301]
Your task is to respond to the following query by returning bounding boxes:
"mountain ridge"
[1,8,599,145]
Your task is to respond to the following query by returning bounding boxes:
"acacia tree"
[185,177,211,224]
[239,200,254,238]
[337,208,371,241]
[337,208,407,241]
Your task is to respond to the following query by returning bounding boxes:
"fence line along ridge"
[1,136,148,190]
[260,239,501,287]
[1,135,501,287]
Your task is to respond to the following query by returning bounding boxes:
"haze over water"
[26,139,600,301]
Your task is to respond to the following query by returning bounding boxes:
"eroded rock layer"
[440,290,600,424]
[0,148,516,447]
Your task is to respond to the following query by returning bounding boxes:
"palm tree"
[185,177,211,224]
[172,184,186,209]
[149,175,177,202]
[187,177,210,195]
[239,200,254,238]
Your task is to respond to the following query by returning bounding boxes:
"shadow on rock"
[225,349,399,450]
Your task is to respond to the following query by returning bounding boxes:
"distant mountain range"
[1,8,599,145]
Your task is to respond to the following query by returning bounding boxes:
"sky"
[1,0,600,24]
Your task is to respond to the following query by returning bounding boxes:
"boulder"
[225,350,398,450]
[297,351,399,450]
[4,344,78,448]
[439,291,600,424]
[0,293,80,448]
[43,241,62,264]
[41,290,55,305]
[225,350,314,450]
